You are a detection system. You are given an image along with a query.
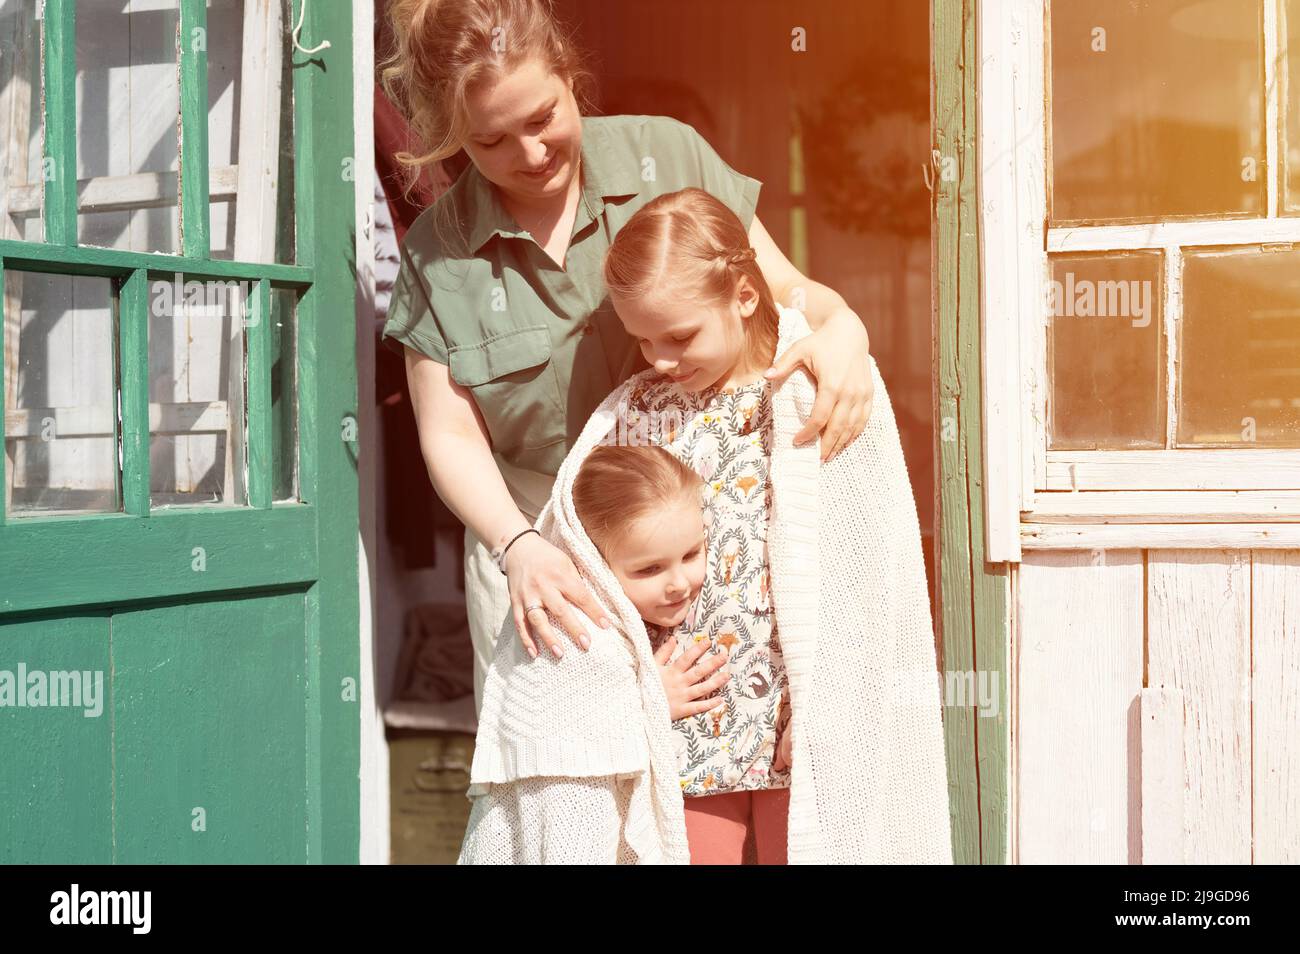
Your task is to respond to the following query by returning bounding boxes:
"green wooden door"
[0,0,358,863]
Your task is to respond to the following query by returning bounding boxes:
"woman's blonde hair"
[602,188,779,375]
[572,445,704,559]
[379,0,596,205]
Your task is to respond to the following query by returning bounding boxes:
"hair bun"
[726,247,757,266]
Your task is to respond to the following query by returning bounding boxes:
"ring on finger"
[524,602,545,617]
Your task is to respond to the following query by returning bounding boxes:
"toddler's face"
[602,494,708,628]
[611,278,760,392]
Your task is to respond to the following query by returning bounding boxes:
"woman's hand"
[764,309,874,463]
[503,532,611,660]
[653,634,730,721]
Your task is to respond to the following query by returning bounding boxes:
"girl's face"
[461,58,583,203]
[611,277,761,392]
[602,494,708,629]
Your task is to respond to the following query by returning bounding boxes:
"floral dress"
[622,374,793,798]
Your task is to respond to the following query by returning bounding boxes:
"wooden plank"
[935,0,1012,865]
[1025,490,1300,523]
[234,0,284,266]
[5,166,240,215]
[0,504,318,614]
[247,279,271,508]
[1147,550,1251,863]
[0,0,34,464]
[977,0,1044,562]
[1139,687,1186,864]
[1017,550,1144,863]
[4,401,229,438]
[0,613,113,863]
[179,0,211,257]
[112,593,308,862]
[41,0,76,245]
[1252,549,1300,864]
[1024,523,1300,550]
[119,271,151,515]
[1046,449,1300,491]
[293,0,360,863]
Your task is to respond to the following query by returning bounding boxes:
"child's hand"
[653,634,729,722]
[772,691,793,772]
[772,722,793,773]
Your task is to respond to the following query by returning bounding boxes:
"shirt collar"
[466,115,641,255]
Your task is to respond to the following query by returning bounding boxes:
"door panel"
[113,591,308,863]
[0,612,113,863]
[0,0,358,863]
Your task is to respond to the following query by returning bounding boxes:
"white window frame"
[978,0,1300,561]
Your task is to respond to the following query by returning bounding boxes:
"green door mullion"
[118,271,151,515]
[178,0,210,258]
[41,0,77,246]
[246,279,271,508]
[0,263,6,526]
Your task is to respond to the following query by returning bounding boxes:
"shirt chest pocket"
[447,324,568,472]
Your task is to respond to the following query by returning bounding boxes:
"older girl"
[379,0,878,714]
[460,189,952,864]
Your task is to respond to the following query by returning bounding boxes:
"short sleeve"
[674,119,763,232]
[380,243,448,363]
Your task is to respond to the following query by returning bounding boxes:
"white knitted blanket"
[459,305,953,864]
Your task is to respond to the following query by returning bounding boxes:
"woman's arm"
[748,214,875,463]
[403,346,608,657]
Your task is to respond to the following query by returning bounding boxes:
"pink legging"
[682,787,791,865]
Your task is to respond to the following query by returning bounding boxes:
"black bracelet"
[495,528,539,574]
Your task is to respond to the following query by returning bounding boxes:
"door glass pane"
[1047,252,1165,449]
[1180,247,1300,446]
[76,0,180,253]
[1049,0,1264,224]
[3,272,119,515]
[270,286,299,501]
[147,272,248,506]
[0,0,45,243]
[208,0,296,263]
[1287,0,1300,213]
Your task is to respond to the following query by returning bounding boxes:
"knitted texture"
[459,305,953,864]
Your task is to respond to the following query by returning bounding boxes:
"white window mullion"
[1164,246,1182,448]
[1265,0,1281,217]
[1047,217,1300,252]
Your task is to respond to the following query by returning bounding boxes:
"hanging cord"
[291,0,332,56]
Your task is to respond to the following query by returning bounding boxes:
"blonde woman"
[380,0,878,712]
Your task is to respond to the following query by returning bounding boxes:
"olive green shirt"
[381,113,762,518]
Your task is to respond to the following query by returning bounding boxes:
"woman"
[379,0,877,713]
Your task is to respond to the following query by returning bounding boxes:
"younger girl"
[460,188,951,864]
[572,445,733,734]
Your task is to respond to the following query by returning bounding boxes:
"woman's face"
[461,58,582,202]
[611,277,761,392]
[602,494,707,629]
